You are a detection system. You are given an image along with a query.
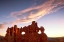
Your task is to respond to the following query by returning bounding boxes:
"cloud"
[0,22,7,29]
[0,0,64,28]
[11,0,64,17]
[9,0,64,25]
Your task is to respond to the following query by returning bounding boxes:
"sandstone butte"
[5,21,48,42]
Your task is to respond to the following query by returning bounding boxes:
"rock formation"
[5,21,48,42]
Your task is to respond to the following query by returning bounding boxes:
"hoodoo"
[5,21,48,42]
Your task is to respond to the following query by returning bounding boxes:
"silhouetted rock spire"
[5,21,48,42]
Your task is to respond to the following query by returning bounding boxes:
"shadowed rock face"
[5,21,48,42]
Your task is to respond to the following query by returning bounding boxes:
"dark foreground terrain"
[48,37,64,42]
[0,35,64,42]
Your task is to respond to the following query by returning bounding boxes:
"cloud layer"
[0,22,7,29]
[10,0,64,25]
[0,0,64,28]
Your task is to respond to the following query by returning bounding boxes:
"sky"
[0,0,64,37]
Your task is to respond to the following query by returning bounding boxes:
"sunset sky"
[0,0,64,37]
